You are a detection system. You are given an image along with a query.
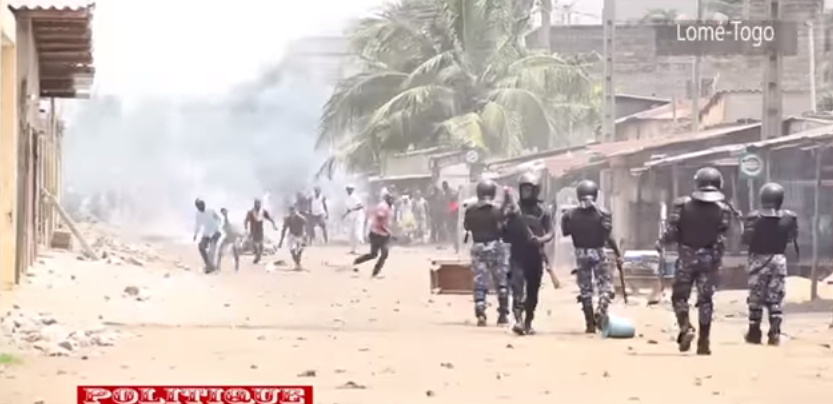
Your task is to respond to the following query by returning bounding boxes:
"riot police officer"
[741,183,797,346]
[463,179,510,326]
[656,167,732,355]
[561,179,622,333]
[504,172,554,335]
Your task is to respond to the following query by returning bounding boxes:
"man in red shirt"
[353,192,394,277]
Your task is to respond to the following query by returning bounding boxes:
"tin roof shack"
[614,94,669,119]
[638,123,833,295]
[377,147,473,192]
[615,98,711,141]
[539,123,764,252]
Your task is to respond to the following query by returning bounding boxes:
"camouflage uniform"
[470,240,509,317]
[746,254,787,326]
[574,247,614,319]
[741,201,797,345]
[673,244,722,325]
[659,194,731,354]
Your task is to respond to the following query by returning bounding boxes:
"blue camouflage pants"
[672,246,720,328]
[470,240,509,316]
[574,247,613,316]
[747,254,787,326]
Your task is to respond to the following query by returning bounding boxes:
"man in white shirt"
[309,186,329,244]
[413,190,429,242]
[342,185,364,254]
[193,198,222,274]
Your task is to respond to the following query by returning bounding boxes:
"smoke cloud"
[62,62,337,238]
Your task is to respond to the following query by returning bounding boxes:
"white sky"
[91,0,386,97]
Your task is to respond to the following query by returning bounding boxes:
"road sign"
[739,153,764,178]
[465,149,480,164]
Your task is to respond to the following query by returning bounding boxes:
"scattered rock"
[425,390,435,397]
[440,362,454,369]
[646,339,658,345]
[297,370,317,377]
[337,381,366,390]
[1,308,121,357]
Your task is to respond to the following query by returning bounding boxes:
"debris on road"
[0,308,122,357]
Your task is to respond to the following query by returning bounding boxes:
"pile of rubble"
[89,234,160,266]
[0,307,123,357]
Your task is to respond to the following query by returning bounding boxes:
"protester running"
[217,207,242,272]
[245,198,277,264]
[193,198,222,274]
[278,206,308,271]
[353,191,394,278]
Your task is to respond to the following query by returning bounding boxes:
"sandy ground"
[2,237,833,404]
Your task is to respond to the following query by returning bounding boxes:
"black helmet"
[518,172,540,187]
[759,182,784,217]
[518,172,541,200]
[692,167,725,202]
[576,179,599,209]
[194,198,205,210]
[475,179,498,200]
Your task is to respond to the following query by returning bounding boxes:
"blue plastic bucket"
[601,314,635,339]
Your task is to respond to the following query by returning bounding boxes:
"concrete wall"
[722,91,813,122]
[0,2,16,289]
[534,0,830,99]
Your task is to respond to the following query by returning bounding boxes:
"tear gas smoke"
[62,63,352,238]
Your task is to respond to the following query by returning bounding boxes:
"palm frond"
[317,71,408,148]
[435,112,486,148]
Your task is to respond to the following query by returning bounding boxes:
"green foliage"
[0,353,21,365]
[317,0,600,174]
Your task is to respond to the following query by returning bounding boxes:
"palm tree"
[316,0,599,175]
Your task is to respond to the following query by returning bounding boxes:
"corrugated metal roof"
[7,0,93,11]
[616,98,711,124]
[640,124,833,171]
[543,123,761,178]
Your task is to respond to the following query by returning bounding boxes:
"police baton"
[615,254,628,304]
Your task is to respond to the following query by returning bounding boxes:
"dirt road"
[2,239,833,404]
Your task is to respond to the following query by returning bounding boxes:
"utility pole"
[601,0,615,142]
[761,0,782,140]
[808,20,817,112]
[691,0,703,132]
[540,0,551,51]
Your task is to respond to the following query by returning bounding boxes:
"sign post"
[739,152,764,179]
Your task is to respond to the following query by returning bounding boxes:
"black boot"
[767,316,782,346]
[475,305,487,327]
[676,312,695,352]
[523,314,535,335]
[696,323,711,355]
[497,297,509,325]
[511,308,526,335]
[745,323,762,344]
[582,303,595,333]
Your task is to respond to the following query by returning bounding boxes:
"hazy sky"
[91,0,386,97]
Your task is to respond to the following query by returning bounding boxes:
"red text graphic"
[77,385,312,404]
